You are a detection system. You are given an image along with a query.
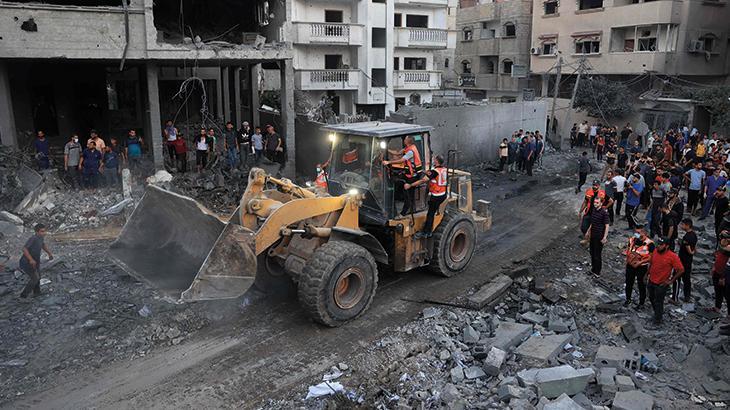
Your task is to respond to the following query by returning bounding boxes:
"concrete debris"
[519,365,595,399]
[481,321,532,351]
[466,274,513,308]
[464,366,486,380]
[597,367,618,394]
[422,307,441,319]
[614,375,635,392]
[684,344,713,377]
[516,333,572,363]
[611,390,654,410]
[521,311,549,326]
[462,325,480,344]
[497,384,529,402]
[100,198,134,216]
[305,381,344,399]
[0,211,23,226]
[0,359,28,367]
[146,170,174,186]
[542,393,585,410]
[483,347,507,376]
[0,221,23,237]
[450,366,465,383]
[441,383,461,404]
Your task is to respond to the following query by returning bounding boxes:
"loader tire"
[429,212,476,277]
[298,241,378,327]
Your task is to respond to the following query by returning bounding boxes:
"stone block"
[464,366,486,380]
[571,392,594,410]
[597,367,617,394]
[544,393,585,410]
[548,315,576,333]
[498,384,528,402]
[612,390,653,410]
[519,365,595,399]
[463,325,480,344]
[541,288,562,303]
[0,211,23,225]
[594,345,639,369]
[522,311,549,326]
[481,321,532,351]
[467,274,513,308]
[484,347,508,376]
[614,375,635,392]
[516,334,572,363]
[450,366,464,383]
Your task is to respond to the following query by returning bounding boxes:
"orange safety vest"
[404,144,422,177]
[626,237,654,267]
[429,167,448,196]
[315,170,328,189]
[583,188,606,215]
[342,149,358,164]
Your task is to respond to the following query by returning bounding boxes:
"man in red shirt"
[647,236,685,325]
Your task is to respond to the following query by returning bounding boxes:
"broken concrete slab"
[480,321,532,352]
[541,288,562,304]
[597,367,617,394]
[543,393,585,410]
[519,365,594,399]
[0,221,23,237]
[516,333,572,363]
[521,311,549,326]
[614,375,635,392]
[0,211,23,226]
[450,366,465,383]
[570,393,594,410]
[463,325,480,344]
[596,303,623,313]
[548,314,576,333]
[497,384,528,402]
[483,346,507,376]
[684,344,712,378]
[466,274,513,308]
[612,390,653,410]
[100,198,134,216]
[621,322,638,342]
[464,366,486,380]
[533,276,547,294]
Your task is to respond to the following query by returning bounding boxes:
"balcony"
[458,74,521,91]
[295,70,359,91]
[394,27,449,49]
[292,22,363,46]
[395,0,450,7]
[393,70,442,90]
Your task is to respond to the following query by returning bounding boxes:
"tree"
[573,77,633,120]
[677,85,730,129]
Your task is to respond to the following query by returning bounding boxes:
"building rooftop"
[322,122,433,138]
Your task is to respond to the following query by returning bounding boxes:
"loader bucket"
[109,185,257,302]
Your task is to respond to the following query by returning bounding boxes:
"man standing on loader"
[383,135,423,216]
[404,154,448,238]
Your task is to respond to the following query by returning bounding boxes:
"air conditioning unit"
[530,47,541,55]
[688,40,704,52]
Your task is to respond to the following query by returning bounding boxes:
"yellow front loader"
[110,122,491,326]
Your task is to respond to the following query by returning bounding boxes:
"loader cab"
[323,122,433,226]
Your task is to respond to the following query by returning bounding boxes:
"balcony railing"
[394,27,449,48]
[295,69,359,91]
[394,70,442,89]
[292,22,363,46]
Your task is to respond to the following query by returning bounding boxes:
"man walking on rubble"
[673,218,696,303]
[19,224,53,299]
[576,151,592,194]
[583,194,610,276]
[647,236,684,326]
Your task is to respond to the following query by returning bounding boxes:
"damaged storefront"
[0,0,295,171]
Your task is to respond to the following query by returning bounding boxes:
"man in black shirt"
[617,147,628,170]
[19,224,53,298]
[673,218,696,303]
[584,196,610,276]
[714,186,729,241]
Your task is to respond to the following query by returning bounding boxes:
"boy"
[19,224,53,298]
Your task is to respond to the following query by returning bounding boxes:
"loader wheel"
[298,241,378,327]
[429,212,476,277]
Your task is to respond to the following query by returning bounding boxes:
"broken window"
[462,27,473,41]
[575,40,600,54]
[502,59,513,74]
[461,60,472,74]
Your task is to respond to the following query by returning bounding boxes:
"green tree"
[574,77,633,120]
[677,85,730,129]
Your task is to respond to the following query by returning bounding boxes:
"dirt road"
[10,175,583,409]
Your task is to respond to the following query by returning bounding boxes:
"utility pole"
[563,58,584,149]
[548,55,562,148]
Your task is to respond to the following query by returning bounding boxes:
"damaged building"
[0,0,295,170]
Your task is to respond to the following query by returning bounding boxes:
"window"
[504,23,516,37]
[404,58,427,70]
[462,26,473,41]
[372,28,386,48]
[372,0,385,3]
[394,13,402,27]
[624,39,635,52]
[480,56,496,74]
[700,34,717,52]
[637,28,656,51]
[324,10,343,23]
[371,68,386,87]
[406,15,428,28]
[542,42,556,55]
[545,0,558,14]
[502,59,513,74]
[445,58,449,68]
[394,57,400,70]
[575,39,600,54]
[409,93,421,105]
[324,55,343,69]
[578,0,603,10]
[461,60,472,74]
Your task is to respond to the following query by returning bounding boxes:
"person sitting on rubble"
[19,223,53,299]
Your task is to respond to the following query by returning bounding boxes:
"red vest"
[404,144,422,177]
[429,167,448,196]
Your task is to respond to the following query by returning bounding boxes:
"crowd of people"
[495,130,546,176]
[31,120,289,190]
[575,121,730,329]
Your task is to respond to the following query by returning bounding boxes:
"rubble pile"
[0,239,222,401]
[0,146,36,211]
[169,167,249,214]
[275,217,729,409]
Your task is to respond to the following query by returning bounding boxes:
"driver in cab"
[383,135,423,216]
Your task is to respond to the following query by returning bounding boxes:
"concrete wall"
[391,101,547,164]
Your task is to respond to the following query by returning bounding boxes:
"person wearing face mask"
[625,223,654,307]
[647,236,685,326]
[64,134,82,190]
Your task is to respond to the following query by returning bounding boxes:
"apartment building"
[530,0,730,130]
[455,0,534,102]
[290,0,456,119]
[0,0,294,170]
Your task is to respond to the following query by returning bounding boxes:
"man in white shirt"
[589,124,598,147]
[578,121,589,147]
[612,172,627,217]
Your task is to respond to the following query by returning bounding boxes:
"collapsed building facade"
[0,0,295,170]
